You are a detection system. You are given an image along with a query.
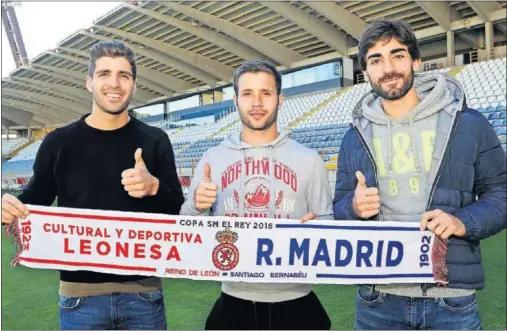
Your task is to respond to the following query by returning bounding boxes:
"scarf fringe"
[432,235,449,284]
[4,219,22,267]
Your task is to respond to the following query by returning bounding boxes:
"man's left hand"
[300,212,316,223]
[420,209,466,239]
[121,148,160,198]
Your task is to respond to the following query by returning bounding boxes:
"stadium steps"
[8,139,35,158]
[175,157,198,171]
[325,163,337,170]
[325,154,338,170]
[288,90,345,128]
[175,119,240,157]
[171,127,184,137]
[174,144,191,156]
[447,66,465,77]
[210,119,240,139]
[174,113,240,159]
[173,127,202,156]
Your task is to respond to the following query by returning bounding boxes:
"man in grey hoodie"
[180,60,333,330]
[334,18,506,330]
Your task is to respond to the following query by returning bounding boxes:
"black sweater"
[18,115,184,283]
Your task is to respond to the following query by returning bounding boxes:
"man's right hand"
[2,193,29,224]
[352,171,380,218]
[194,163,218,211]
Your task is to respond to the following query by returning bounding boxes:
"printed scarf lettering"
[6,205,448,285]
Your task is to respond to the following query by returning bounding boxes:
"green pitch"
[1,230,505,329]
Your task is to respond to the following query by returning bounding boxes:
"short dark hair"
[88,40,137,80]
[232,60,282,96]
[358,18,421,71]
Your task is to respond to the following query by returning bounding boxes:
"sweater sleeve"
[146,134,184,215]
[17,131,59,206]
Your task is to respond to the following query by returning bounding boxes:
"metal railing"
[469,47,506,63]
[355,46,507,84]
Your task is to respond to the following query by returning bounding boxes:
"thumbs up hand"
[134,148,146,169]
[194,162,218,211]
[352,171,380,218]
[203,162,212,183]
[121,148,160,198]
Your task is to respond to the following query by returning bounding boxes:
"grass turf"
[1,229,505,330]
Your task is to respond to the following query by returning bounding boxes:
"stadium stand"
[1,159,34,178]
[1,137,29,157]
[8,139,43,162]
[458,58,507,152]
[171,90,340,168]
[2,140,43,180]
[2,58,506,188]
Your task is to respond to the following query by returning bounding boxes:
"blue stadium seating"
[3,58,506,183]
[2,160,34,177]
[495,127,506,135]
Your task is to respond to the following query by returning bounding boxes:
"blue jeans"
[59,289,167,330]
[354,285,482,330]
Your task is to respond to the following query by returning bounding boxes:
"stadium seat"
[6,57,507,180]
[488,113,498,120]
[495,127,507,135]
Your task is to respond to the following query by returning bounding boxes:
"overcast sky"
[1,2,172,115]
[2,2,120,77]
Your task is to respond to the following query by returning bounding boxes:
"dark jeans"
[59,289,167,330]
[354,285,482,330]
[205,291,331,330]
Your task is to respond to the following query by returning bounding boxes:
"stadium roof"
[2,1,506,129]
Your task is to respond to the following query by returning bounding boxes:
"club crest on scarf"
[212,228,240,271]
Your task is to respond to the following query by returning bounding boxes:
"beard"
[93,88,133,115]
[371,68,415,101]
[238,101,279,131]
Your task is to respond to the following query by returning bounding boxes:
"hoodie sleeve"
[179,152,211,216]
[452,111,507,241]
[307,153,334,220]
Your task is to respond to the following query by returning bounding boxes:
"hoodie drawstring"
[269,145,276,218]
[239,148,246,217]
[387,119,393,175]
[408,115,422,173]
[238,145,276,218]
[233,131,287,219]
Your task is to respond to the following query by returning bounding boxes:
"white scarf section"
[6,205,448,285]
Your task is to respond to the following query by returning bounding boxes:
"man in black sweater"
[1,40,184,330]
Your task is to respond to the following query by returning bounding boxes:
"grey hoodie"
[353,73,474,297]
[180,130,333,302]
[359,74,455,222]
